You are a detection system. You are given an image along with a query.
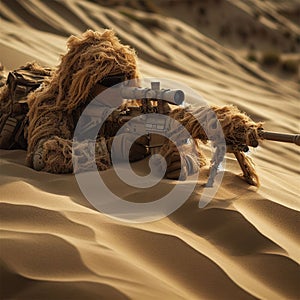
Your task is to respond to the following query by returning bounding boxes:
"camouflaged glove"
[153,141,200,180]
[106,133,149,162]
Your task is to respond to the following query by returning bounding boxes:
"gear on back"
[0,62,52,149]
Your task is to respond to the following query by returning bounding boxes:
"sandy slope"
[0,1,299,299]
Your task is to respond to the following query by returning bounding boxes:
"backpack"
[0,63,52,149]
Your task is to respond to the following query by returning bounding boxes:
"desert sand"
[0,1,299,299]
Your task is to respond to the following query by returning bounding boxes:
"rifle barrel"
[260,131,300,146]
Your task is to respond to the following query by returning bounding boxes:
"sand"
[0,1,299,299]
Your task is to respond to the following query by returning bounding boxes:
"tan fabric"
[153,139,206,180]
[26,29,139,173]
[169,104,263,185]
[1,30,263,185]
[106,134,149,162]
[170,105,262,146]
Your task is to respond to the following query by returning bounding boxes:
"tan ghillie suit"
[26,29,141,173]
[0,29,262,184]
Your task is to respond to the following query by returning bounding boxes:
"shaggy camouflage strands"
[1,29,264,185]
[170,105,263,185]
[170,105,263,146]
[26,29,139,172]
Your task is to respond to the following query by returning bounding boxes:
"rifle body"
[118,101,175,155]
[84,81,299,186]
[117,82,185,154]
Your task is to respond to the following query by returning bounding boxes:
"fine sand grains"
[0,1,299,299]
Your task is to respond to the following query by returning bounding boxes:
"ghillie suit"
[0,29,273,186]
[25,29,142,173]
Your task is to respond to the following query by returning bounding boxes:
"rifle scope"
[120,82,185,105]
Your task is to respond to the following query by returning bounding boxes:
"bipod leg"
[228,145,259,186]
[206,142,226,187]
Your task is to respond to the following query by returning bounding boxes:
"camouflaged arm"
[31,136,111,174]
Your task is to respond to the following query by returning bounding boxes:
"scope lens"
[174,91,184,104]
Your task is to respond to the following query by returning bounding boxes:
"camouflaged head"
[52,29,140,110]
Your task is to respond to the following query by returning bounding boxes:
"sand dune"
[0,1,299,299]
